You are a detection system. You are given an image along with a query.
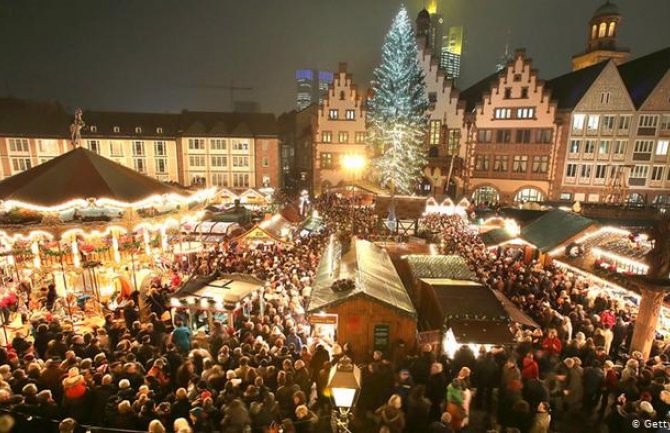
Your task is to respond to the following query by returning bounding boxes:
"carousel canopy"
[0,147,183,208]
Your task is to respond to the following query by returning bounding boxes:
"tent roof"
[521,209,595,253]
[480,228,517,247]
[405,255,476,281]
[0,147,183,207]
[307,237,417,318]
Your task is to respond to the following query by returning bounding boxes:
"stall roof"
[307,237,417,318]
[301,215,324,233]
[0,147,183,207]
[450,320,516,345]
[491,290,540,328]
[405,255,476,281]
[480,228,517,248]
[175,273,263,305]
[258,214,294,240]
[521,209,596,252]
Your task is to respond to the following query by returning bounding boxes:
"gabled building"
[461,50,559,204]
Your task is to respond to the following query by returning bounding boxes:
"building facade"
[313,63,367,194]
[296,69,334,112]
[572,1,629,71]
[0,98,281,191]
[461,51,560,204]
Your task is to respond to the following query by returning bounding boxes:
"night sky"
[1,0,668,115]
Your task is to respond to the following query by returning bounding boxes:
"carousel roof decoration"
[307,236,417,318]
[0,147,213,210]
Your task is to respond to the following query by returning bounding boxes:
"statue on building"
[69,108,85,148]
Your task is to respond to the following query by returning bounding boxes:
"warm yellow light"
[341,154,366,171]
[72,241,80,268]
[426,0,437,14]
[31,242,40,269]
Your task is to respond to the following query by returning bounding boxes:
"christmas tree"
[367,6,429,199]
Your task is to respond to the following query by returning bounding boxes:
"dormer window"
[135,127,142,134]
[113,126,120,133]
[156,127,163,134]
[513,74,522,82]
[90,125,97,133]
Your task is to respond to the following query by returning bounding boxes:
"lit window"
[156,127,163,134]
[354,132,366,144]
[429,120,442,145]
[531,156,549,173]
[493,155,508,172]
[569,140,581,154]
[598,22,607,38]
[113,126,120,133]
[598,140,610,155]
[322,131,332,143]
[135,127,142,134]
[572,114,585,131]
[8,138,29,153]
[90,125,97,133]
[328,109,339,120]
[607,22,616,37]
[512,155,528,173]
[494,108,512,119]
[338,132,348,143]
[656,140,669,156]
[586,115,599,133]
[345,110,355,120]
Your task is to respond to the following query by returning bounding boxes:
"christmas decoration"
[367,7,429,197]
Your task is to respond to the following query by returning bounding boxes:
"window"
[113,126,120,133]
[618,115,631,131]
[345,110,355,120]
[11,158,31,172]
[188,138,205,150]
[211,156,227,167]
[584,140,596,154]
[504,88,512,99]
[600,92,611,104]
[595,164,607,179]
[493,155,508,172]
[232,173,250,188]
[598,22,607,38]
[90,125,97,133]
[211,173,228,187]
[515,188,543,202]
[569,140,581,154]
[37,139,58,154]
[496,129,511,143]
[88,140,100,154]
[328,109,339,120]
[494,108,512,119]
[608,21,616,37]
[572,114,586,132]
[661,115,670,131]
[338,132,348,143]
[591,24,598,40]
[133,158,146,173]
[614,140,627,155]
[354,132,366,144]
[447,130,460,154]
[110,141,123,156]
[656,140,669,156]
[156,127,163,134]
[429,120,442,145]
[566,163,578,177]
[135,127,142,134]
[477,129,492,143]
[520,87,529,98]
[262,157,269,168]
[322,131,332,143]
[561,192,573,201]
[587,115,600,133]
[8,138,29,152]
[598,140,610,155]
[232,156,249,167]
[132,141,145,156]
[638,115,658,128]
[532,156,549,173]
[262,176,270,187]
[602,115,615,131]
[516,108,535,119]
[155,158,168,174]
[652,166,665,181]
[630,165,649,179]
[581,164,592,179]
[428,92,437,104]
[189,155,205,167]
[154,141,166,156]
[634,140,654,154]
[210,139,226,151]
[475,155,489,171]
[232,141,249,151]
[516,129,531,143]
[536,129,553,144]
[321,153,334,169]
[512,155,528,173]
[339,91,345,100]
[513,74,522,82]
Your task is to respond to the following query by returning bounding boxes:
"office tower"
[440,26,464,79]
[296,69,334,111]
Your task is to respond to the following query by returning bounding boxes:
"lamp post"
[341,155,366,235]
[327,356,361,433]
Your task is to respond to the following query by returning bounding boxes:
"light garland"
[592,247,650,274]
[548,226,633,257]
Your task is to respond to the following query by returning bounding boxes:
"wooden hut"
[306,236,417,361]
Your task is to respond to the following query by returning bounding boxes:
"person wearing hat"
[58,417,78,433]
[428,412,453,433]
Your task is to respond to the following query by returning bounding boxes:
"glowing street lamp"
[328,356,361,433]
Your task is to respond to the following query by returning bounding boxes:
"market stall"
[0,147,214,324]
[236,214,295,244]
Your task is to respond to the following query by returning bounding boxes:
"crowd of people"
[0,198,667,433]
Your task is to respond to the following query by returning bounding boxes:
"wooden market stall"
[306,236,417,361]
[236,214,295,244]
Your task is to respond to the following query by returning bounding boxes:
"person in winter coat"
[529,401,551,433]
[375,394,405,433]
[426,362,448,420]
[472,349,498,412]
[406,385,431,432]
[522,352,540,381]
[541,329,562,359]
[294,404,318,433]
[221,399,252,433]
[428,412,454,433]
[446,368,471,431]
[563,357,584,413]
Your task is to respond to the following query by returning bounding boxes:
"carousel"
[0,147,214,333]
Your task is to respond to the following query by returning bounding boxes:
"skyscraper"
[426,0,443,59]
[295,69,334,111]
[440,26,464,79]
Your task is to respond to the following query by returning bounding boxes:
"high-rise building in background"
[295,69,334,111]
[440,26,464,79]
[416,1,444,60]
[495,41,514,72]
